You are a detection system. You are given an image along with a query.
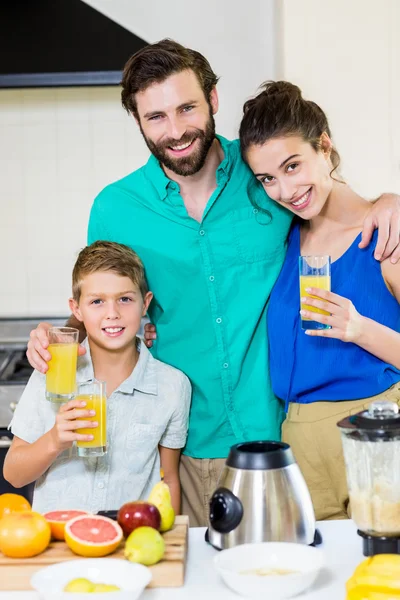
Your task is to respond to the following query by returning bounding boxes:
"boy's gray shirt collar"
[77,337,158,396]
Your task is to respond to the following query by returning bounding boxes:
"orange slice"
[0,493,31,519]
[43,510,89,541]
[64,515,123,557]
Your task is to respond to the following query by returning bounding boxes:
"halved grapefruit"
[64,515,123,557]
[43,510,89,541]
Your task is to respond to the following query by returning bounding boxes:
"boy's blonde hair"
[72,241,149,302]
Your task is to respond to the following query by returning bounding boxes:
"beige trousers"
[282,383,400,521]
[179,455,226,527]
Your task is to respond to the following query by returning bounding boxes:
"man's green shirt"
[88,136,292,458]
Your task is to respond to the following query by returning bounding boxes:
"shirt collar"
[77,337,157,396]
[143,135,236,200]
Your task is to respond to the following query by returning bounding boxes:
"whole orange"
[0,511,51,558]
[0,493,31,519]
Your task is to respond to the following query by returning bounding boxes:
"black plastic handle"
[209,487,243,534]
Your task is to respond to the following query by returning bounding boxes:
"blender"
[338,400,400,556]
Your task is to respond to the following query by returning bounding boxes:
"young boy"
[4,241,191,515]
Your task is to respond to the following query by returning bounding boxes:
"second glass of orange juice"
[75,379,107,458]
[299,255,331,330]
[46,327,79,402]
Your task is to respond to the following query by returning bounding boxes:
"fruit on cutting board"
[346,554,400,599]
[124,525,165,566]
[44,509,88,541]
[64,578,120,593]
[0,493,31,519]
[0,511,51,558]
[117,501,161,537]
[148,480,175,532]
[64,514,123,558]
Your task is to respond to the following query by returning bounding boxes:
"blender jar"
[337,400,400,553]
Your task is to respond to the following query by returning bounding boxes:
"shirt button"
[199,229,205,236]
[209,275,215,282]
[223,362,229,369]
[109,404,113,411]
[216,317,222,324]
[98,482,104,489]
[253,208,258,214]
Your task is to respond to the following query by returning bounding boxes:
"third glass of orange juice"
[46,327,79,402]
[299,255,331,330]
[75,379,107,458]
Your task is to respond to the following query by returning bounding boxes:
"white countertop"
[0,520,363,599]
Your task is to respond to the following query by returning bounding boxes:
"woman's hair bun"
[259,80,302,99]
[242,81,302,115]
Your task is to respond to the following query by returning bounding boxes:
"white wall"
[0,1,278,317]
[84,0,279,139]
[279,0,400,198]
[0,87,149,316]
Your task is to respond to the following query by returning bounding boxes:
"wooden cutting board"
[0,515,189,590]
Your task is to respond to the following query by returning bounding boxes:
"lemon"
[92,583,121,592]
[124,525,165,566]
[64,577,95,592]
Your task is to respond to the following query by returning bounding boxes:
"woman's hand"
[300,288,366,342]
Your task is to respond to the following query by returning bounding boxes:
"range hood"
[0,0,148,88]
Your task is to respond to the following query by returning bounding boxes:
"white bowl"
[30,558,152,600]
[214,542,325,599]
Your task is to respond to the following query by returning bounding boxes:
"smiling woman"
[239,80,400,522]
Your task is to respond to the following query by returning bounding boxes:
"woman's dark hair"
[239,81,341,180]
[121,39,219,118]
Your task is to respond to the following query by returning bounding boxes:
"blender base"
[358,530,400,556]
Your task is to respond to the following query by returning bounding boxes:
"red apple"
[117,501,161,537]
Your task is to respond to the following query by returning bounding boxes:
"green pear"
[148,480,175,532]
[124,526,165,565]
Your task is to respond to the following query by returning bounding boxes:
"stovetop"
[0,350,33,384]
[0,317,68,428]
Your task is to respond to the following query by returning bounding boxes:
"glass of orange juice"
[46,327,79,402]
[299,255,331,330]
[75,379,107,458]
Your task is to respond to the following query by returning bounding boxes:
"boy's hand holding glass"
[301,288,365,342]
[50,398,97,453]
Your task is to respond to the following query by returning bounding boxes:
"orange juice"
[76,394,107,449]
[46,343,78,398]
[300,275,331,319]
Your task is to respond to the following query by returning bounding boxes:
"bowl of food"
[30,558,152,600]
[214,542,325,599]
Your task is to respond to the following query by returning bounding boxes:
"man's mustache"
[161,131,203,150]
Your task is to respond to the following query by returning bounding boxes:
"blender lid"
[338,400,400,431]
[226,441,295,470]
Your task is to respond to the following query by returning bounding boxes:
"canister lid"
[226,441,295,470]
[338,401,400,433]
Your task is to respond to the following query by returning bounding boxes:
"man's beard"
[140,111,216,177]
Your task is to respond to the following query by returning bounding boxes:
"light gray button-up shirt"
[9,338,191,514]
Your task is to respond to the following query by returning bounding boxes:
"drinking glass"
[46,327,79,402]
[299,255,331,330]
[75,379,107,458]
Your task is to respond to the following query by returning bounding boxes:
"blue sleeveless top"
[268,224,400,409]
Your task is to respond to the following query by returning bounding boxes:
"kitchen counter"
[0,520,363,599]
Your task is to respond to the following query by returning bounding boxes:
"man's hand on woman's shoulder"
[359,193,400,263]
